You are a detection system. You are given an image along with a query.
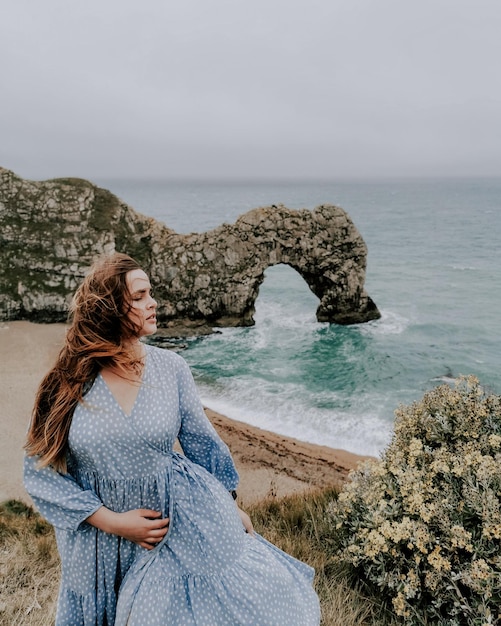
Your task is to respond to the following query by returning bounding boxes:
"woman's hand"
[236,505,254,536]
[114,509,170,549]
[87,507,169,550]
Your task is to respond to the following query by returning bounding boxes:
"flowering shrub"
[328,377,501,625]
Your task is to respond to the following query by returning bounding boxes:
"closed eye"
[131,288,154,301]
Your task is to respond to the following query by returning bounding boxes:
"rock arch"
[0,167,380,333]
[253,263,320,320]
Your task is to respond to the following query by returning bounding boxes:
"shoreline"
[0,321,369,506]
[205,407,368,504]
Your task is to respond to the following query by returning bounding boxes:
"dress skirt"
[115,452,320,625]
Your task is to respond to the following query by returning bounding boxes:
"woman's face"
[125,269,157,337]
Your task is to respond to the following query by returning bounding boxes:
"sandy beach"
[0,321,368,507]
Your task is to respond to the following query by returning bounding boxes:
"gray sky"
[1,0,500,180]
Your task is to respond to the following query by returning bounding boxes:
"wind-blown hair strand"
[25,252,145,472]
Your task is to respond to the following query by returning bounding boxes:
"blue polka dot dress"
[24,345,321,625]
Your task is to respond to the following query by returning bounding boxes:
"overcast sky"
[1,0,500,181]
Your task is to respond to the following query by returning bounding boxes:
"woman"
[24,253,321,626]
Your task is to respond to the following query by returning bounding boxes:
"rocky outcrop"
[0,167,380,333]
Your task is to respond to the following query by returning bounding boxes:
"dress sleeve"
[176,357,239,491]
[23,454,103,532]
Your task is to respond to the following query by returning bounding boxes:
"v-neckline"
[99,349,148,418]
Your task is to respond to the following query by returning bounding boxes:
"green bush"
[327,377,501,625]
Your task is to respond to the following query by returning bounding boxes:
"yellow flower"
[402,569,419,598]
[482,524,501,540]
[475,455,498,481]
[392,592,410,617]
[414,527,431,554]
[424,569,440,592]
[419,502,437,523]
[407,437,423,462]
[430,457,450,474]
[427,545,451,571]
[488,434,501,449]
[363,529,388,558]
[464,558,494,593]
[450,525,473,551]
[470,559,491,581]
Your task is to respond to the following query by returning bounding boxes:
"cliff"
[0,167,380,333]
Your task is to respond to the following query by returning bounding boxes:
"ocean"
[96,177,501,457]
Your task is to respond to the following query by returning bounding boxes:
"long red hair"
[25,253,145,472]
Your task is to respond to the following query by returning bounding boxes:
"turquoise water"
[98,178,501,456]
